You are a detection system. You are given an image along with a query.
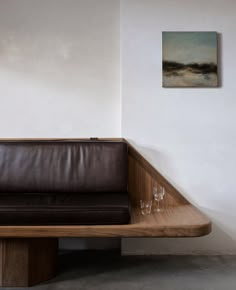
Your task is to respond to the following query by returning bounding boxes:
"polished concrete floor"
[6,251,236,290]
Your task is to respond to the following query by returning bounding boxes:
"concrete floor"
[5,251,236,290]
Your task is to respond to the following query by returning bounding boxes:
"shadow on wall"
[124,142,236,254]
[217,33,223,87]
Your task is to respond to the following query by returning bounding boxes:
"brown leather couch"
[0,140,130,225]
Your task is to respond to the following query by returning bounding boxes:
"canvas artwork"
[162,32,218,87]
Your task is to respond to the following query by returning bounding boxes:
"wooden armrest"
[126,140,211,237]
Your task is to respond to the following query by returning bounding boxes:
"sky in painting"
[162,32,217,64]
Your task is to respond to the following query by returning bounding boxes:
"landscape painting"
[162,32,218,87]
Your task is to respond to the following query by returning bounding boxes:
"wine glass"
[152,185,165,212]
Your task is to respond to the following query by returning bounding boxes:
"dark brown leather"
[0,141,128,193]
[0,140,130,225]
[0,193,130,225]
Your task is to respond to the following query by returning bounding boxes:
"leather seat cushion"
[0,193,130,225]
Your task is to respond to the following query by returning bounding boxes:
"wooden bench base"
[0,238,58,287]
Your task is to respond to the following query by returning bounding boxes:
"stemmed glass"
[152,185,165,212]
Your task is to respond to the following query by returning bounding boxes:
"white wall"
[0,0,121,137]
[121,0,236,254]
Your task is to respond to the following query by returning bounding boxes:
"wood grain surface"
[0,238,57,287]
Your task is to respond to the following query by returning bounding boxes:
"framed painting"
[162,31,218,87]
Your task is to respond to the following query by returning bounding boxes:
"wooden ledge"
[0,205,211,238]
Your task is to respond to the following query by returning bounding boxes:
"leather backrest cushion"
[0,141,128,193]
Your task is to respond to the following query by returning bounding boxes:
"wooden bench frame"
[0,138,211,287]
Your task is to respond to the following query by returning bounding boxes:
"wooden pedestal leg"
[0,238,58,287]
